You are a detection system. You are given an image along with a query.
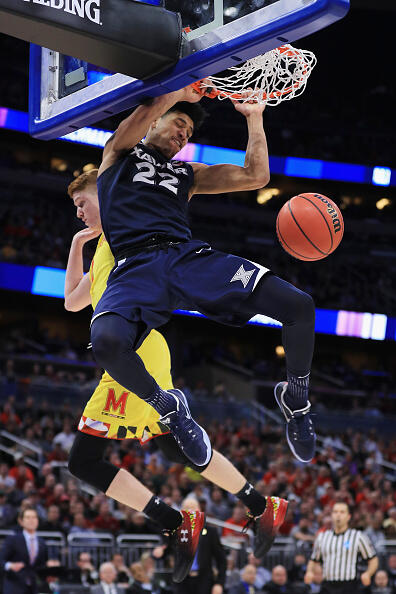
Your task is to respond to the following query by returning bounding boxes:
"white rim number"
[133,162,179,195]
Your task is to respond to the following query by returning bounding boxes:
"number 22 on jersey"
[133,162,179,195]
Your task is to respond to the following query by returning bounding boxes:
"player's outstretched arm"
[98,85,203,176]
[189,97,269,197]
[64,228,99,311]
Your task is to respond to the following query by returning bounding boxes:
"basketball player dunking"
[67,82,316,576]
[66,170,288,583]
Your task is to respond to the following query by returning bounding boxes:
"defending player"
[66,171,288,582]
[88,84,317,467]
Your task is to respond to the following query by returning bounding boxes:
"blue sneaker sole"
[274,382,314,464]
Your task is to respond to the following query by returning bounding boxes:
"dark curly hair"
[165,101,208,133]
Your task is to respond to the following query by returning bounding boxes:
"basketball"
[276,193,344,261]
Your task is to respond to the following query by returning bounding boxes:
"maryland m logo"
[104,388,129,417]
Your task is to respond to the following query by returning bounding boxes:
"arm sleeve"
[358,532,376,559]
[310,533,323,562]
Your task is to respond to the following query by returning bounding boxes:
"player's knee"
[68,447,85,480]
[91,317,122,366]
[280,285,315,325]
[294,289,315,324]
[68,433,100,480]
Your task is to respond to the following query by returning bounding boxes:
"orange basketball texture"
[276,193,344,261]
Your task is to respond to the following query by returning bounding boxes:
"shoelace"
[289,414,315,441]
[166,416,200,448]
[242,511,261,534]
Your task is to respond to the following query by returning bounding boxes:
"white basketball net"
[201,44,317,106]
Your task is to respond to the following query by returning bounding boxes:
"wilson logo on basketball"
[103,389,129,417]
[22,0,101,25]
[313,194,342,233]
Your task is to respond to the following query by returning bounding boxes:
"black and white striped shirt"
[311,528,376,581]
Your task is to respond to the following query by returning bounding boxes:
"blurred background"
[0,1,395,593]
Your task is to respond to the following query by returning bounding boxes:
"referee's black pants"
[321,580,359,594]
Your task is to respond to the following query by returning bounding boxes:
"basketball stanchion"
[192,44,317,106]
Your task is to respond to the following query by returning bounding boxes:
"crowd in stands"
[1,311,395,421]
[0,387,395,591]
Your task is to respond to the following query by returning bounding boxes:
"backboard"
[29,0,349,139]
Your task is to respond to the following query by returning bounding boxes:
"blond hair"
[67,169,98,198]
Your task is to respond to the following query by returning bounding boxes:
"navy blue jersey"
[97,142,194,259]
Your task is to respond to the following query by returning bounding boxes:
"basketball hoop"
[193,44,317,106]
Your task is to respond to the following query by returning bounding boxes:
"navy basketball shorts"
[92,239,270,332]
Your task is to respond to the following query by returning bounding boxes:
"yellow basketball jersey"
[89,233,113,310]
[80,234,173,441]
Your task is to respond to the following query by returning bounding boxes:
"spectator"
[225,551,242,592]
[383,508,396,539]
[111,553,131,585]
[47,442,68,463]
[8,453,35,490]
[52,420,75,453]
[371,570,394,594]
[387,555,396,590]
[121,509,153,535]
[288,553,307,585]
[40,504,64,532]
[244,552,271,590]
[0,506,48,594]
[169,487,183,511]
[0,463,16,492]
[93,502,120,534]
[39,558,62,594]
[140,552,155,583]
[38,473,56,504]
[206,486,231,521]
[76,551,98,587]
[20,486,47,523]
[230,564,258,594]
[91,562,123,594]
[222,505,248,542]
[290,517,316,552]
[365,511,385,554]
[263,565,296,594]
[128,561,158,594]
[0,402,21,426]
[0,489,17,528]
[69,512,95,536]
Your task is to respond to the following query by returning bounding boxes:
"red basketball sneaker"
[245,496,289,557]
[172,509,205,583]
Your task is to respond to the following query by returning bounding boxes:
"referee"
[304,502,378,593]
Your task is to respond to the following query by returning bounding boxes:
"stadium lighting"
[376,198,391,210]
[257,188,280,204]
